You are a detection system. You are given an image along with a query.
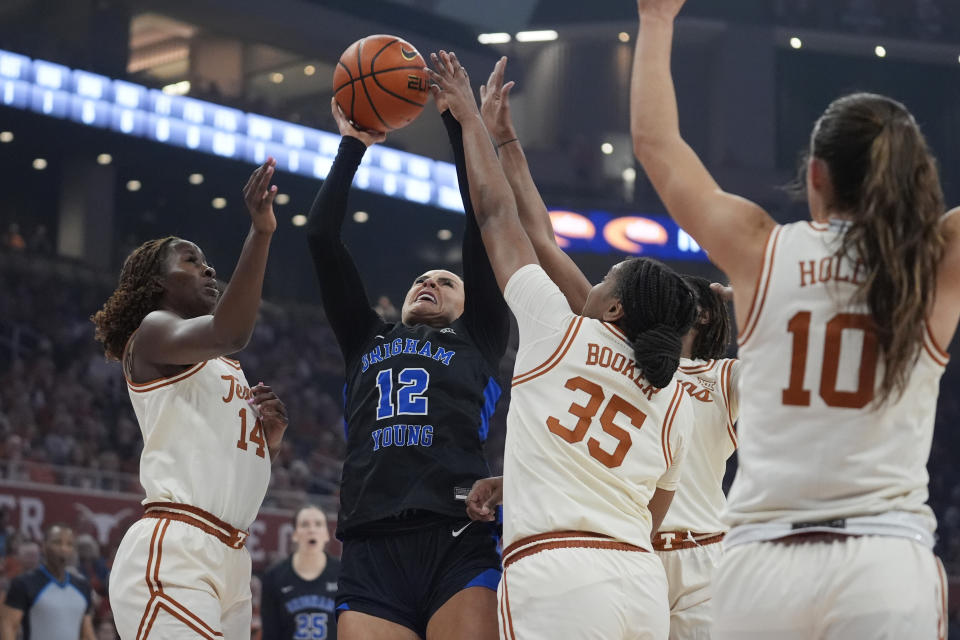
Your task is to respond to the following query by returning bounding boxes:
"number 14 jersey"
[125,351,271,530]
[501,265,693,551]
[727,220,948,533]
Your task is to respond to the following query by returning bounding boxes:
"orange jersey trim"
[218,356,242,370]
[806,221,829,232]
[923,322,950,367]
[678,359,715,375]
[502,531,647,568]
[501,569,517,640]
[143,502,248,549]
[738,226,783,347]
[127,361,207,393]
[136,517,227,639]
[660,384,685,467]
[512,316,584,387]
[652,531,725,551]
[600,322,630,347]
[719,359,738,447]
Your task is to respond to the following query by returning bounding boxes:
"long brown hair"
[808,93,945,401]
[91,237,177,361]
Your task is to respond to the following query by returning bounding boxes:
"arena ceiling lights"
[0,47,465,212]
[0,48,707,262]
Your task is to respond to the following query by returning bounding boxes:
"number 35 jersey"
[125,349,271,530]
[727,220,948,531]
[501,265,693,552]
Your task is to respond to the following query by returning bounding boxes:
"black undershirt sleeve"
[306,136,385,363]
[441,110,511,367]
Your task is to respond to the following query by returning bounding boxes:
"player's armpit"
[929,207,960,351]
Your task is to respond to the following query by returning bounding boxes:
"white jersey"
[660,358,740,534]
[726,220,947,537]
[502,265,693,552]
[125,343,271,530]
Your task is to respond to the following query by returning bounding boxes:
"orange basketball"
[333,35,429,133]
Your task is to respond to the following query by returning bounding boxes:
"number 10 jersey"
[501,265,693,552]
[726,220,947,534]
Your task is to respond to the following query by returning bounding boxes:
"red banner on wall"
[0,481,341,568]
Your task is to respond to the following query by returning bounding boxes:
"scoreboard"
[0,48,708,262]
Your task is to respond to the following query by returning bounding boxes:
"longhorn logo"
[75,503,135,545]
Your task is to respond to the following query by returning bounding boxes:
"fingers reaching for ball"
[426,51,480,122]
[330,98,387,147]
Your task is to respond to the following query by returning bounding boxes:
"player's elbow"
[214,328,253,354]
[632,129,663,165]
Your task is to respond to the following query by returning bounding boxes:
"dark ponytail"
[682,275,732,361]
[809,93,944,401]
[615,259,697,388]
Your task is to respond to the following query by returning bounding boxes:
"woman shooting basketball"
[631,0,959,637]
[304,90,508,637]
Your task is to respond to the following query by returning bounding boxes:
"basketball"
[333,35,430,133]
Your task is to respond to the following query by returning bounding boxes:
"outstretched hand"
[242,158,278,234]
[330,98,386,148]
[480,56,517,145]
[426,51,480,123]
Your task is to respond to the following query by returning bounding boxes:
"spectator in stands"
[0,524,95,640]
[261,506,339,640]
[74,535,109,599]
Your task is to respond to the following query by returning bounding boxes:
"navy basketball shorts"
[336,517,501,635]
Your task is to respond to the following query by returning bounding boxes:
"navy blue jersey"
[261,556,340,640]
[339,318,500,531]
[5,565,92,640]
[306,113,509,538]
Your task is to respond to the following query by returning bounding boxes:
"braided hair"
[615,258,697,388]
[682,275,732,361]
[91,237,178,361]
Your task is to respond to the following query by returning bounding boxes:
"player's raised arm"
[427,51,538,292]
[131,160,278,366]
[481,57,592,313]
[437,88,511,363]
[630,0,774,294]
[304,100,385,361]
